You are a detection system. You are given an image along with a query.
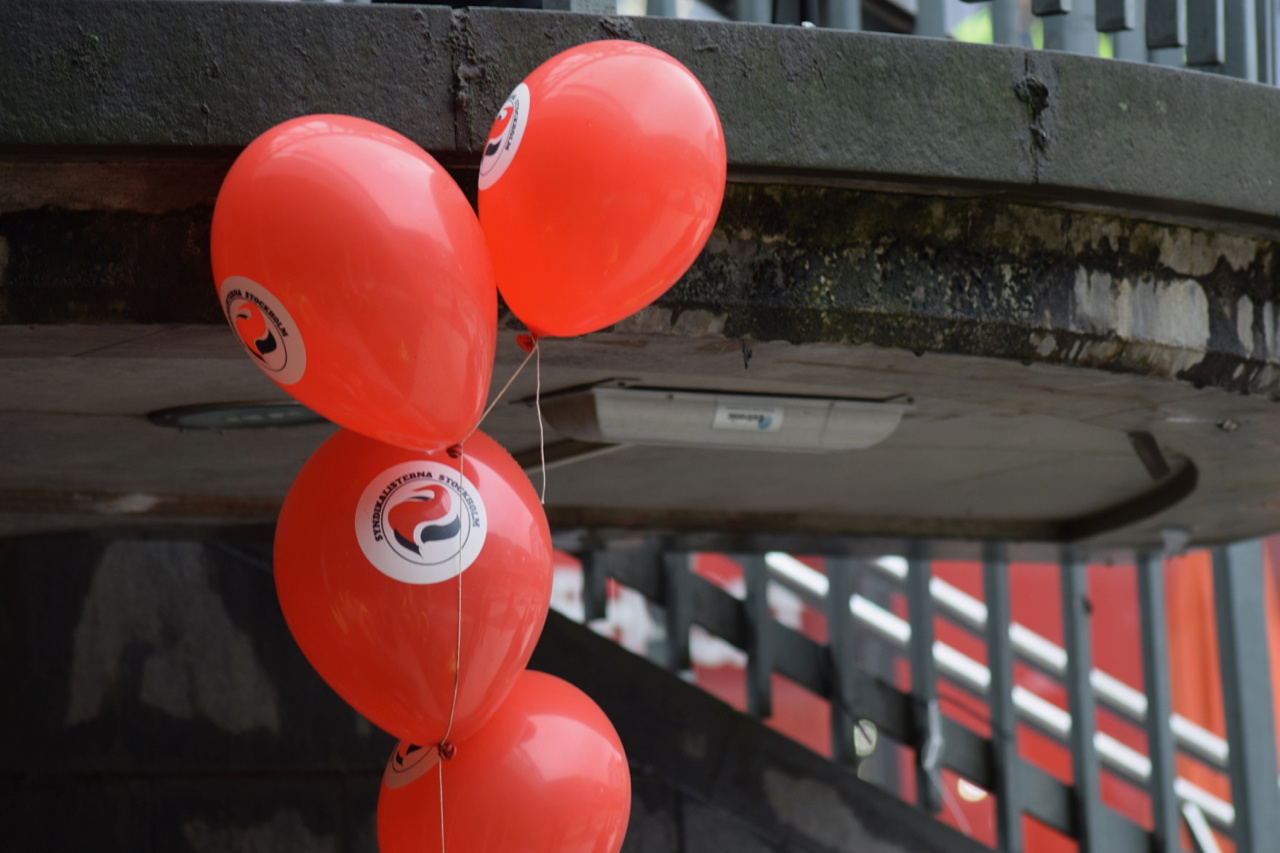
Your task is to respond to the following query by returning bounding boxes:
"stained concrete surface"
[5,3,1280,549]
[0,533,986,853]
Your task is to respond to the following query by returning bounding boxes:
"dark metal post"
[820,0,862,29]
[827,556,860,764]
[1099,0,1138,33]
[992,0,1021,44]
[1045,2,1101,52]
[907,542,943,813]
[743,554,775,719]
[1035,0,1074,16]
[662,552,693,673]
[1148,0,1189,48]
[1256,0,1274,83]
[1112,0,1147,57]
[1188,0,1227,64]
[984,543,1024,853]
[1221,0,1260,78]
[580,549,608,623]
[1061,550,1103,853]
[916,0,947,36]
[736,0,774,22]
[1211,541,1280,853]
[1137,552,1180,853]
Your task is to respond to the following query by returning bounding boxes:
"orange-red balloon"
[378,671,631,853]
[274,428,552,745]
[212,114,496,450]
[479,41,726,338]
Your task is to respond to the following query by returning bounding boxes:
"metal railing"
[654,0,1276,83]
[564,537,1280,853]
[368,0,1278,83]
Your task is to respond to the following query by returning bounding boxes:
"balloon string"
[535,342,546,504]
[437,441,466,853]
[443,443,464,746]
[437,759,446,853]
[464,340,538,444]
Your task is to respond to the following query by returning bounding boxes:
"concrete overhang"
[5,1,1280,551]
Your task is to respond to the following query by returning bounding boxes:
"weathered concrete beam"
[6,185,1279,400]
[5,2,1280,236]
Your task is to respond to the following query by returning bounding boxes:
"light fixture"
[148,401,327,431]
[538,384,908,453]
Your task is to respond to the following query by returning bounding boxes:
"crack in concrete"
[1016,53,1052,183]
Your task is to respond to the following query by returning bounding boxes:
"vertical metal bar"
[821,0,862,29]
[662,552,693,672]
[1255,0,1273,82]
[907,542,943,813]
[581,550,608,623]
[1188,0,1227,64]
[743,554,775,719]
[1044,0,1100,52]
[1035,0,1074,16]
[1148,0,1188,47]
[800,0,819,23]
[983,543,1024,853]
[1099,0,1138,31]
[1222,0,1260,77]
[737,0,775,22]
[1113,0,1148,57]
[646,0,680,15]
[1061,549,1103,853]
[1151,44,1188,60]
[993,0,1021,44]
[773,0,800,24]
[916,0,948,36]
[857,567,900,791]
[827,556,860,764]
[1138,552,1181,853]
[1211,541,1280,853]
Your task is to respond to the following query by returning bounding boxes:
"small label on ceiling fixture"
[712,404,784,432]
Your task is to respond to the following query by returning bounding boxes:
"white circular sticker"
[219,276,307,386]
[478,83,529,191]
[355,461,487,585]
[382,741,439,790]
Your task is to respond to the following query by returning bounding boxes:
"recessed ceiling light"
[148,402,327,431]
[538,384,909,453]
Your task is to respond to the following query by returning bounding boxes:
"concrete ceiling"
[0,309,1267,552]
[7,3,1280,552]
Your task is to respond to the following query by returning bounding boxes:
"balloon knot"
[438,741,457,761]
[445,444,462,459]
[516,333,537,354]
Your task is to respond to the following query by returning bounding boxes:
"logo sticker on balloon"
[382,741,440,789]
[219,276,307,385]
[478,83,529,191]
[356,461,487,585]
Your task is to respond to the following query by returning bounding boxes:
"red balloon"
[212,115,497,450]
[274,428,552,745]
[479,41,726,339]
[378,671,631,853]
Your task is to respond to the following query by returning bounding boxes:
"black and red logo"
[356,461,487,585]
[478,83,529,191]
[219,276,306,385]
[388,484,462,556]
[485,105,515,159]
[382,740,439,790]
[232,301,278,363]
